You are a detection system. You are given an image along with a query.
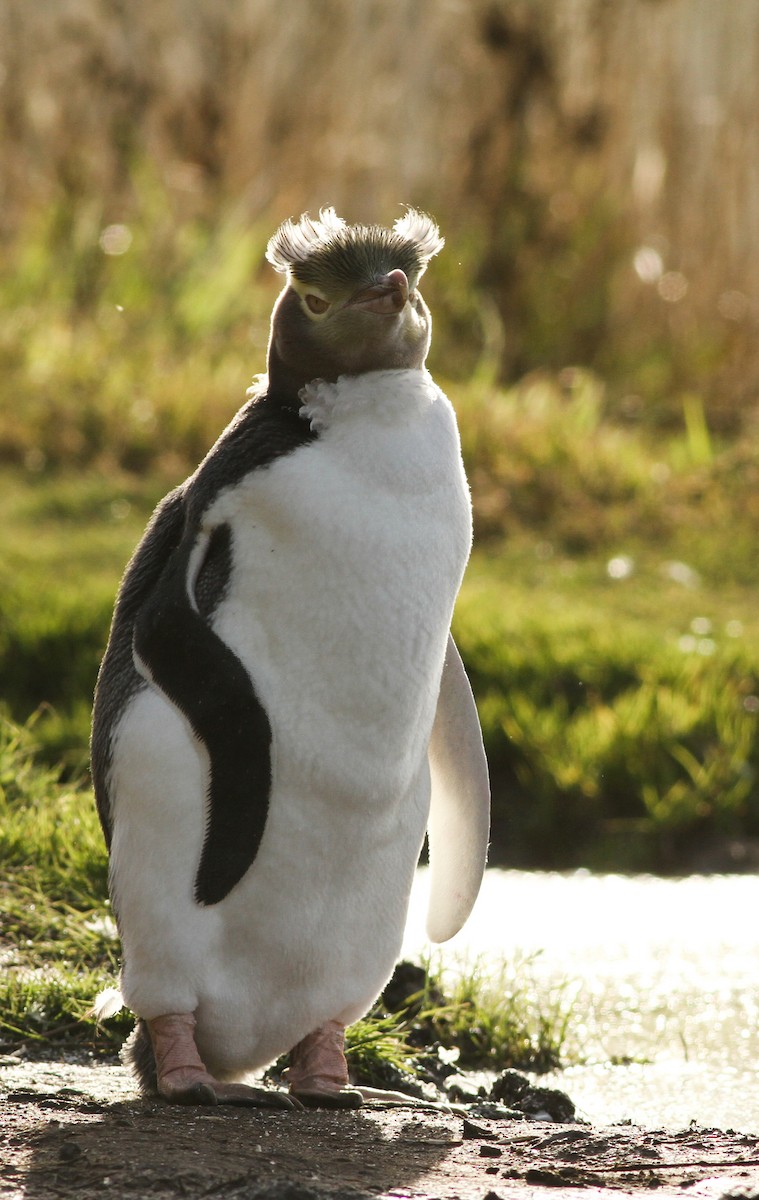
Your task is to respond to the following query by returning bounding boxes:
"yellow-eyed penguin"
[91,207,490,1110]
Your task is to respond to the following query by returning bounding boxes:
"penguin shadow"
[22,1092,459,1199]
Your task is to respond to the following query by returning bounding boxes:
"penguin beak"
[346,269,409,315]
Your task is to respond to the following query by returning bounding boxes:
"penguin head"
[265,208,444,394]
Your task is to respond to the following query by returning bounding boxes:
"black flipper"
[92,387,315,903]
[133,531,272,906]
[193,523,233,620]
[91,487,188,846]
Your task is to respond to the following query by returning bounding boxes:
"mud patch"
[2,1058,759,1199]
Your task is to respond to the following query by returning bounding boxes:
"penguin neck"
[266,342,339,407]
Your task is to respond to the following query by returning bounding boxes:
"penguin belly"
[109,369,472,1079]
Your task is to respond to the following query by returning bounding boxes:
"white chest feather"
[207,369,472,803]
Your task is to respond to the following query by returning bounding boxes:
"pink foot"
[286,1019,363,1109]
[148,1013,298,1109]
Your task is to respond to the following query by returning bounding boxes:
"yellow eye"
[305,294,330,315]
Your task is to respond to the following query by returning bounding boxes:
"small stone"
[521,1087,576,1123]
[490,1072,577,1123]
[468,1101,526,1121]
[446,1075,482,1103]
[525,1168,565,1186]
[479,1145,503,1158]
[463,1118,490,1139]
[490,1070,530,1105]
[59,1142,83,1163]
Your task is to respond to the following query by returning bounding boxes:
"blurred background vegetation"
[2,0,759,877]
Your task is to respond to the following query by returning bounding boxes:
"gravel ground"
[3,1057,759,1200]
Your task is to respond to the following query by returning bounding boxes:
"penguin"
[91,207,490,1110]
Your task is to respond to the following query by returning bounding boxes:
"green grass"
[455,546,759,868]
[0,715,127,1053]
[409,956,573,1075]
[343,954,575,1087]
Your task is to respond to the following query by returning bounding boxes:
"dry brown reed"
[1,0,758,416]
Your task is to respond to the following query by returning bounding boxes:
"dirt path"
[3,1058,759,1200]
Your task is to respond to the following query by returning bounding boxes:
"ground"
[3,1059,759,1200]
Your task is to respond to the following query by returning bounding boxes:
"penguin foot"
[293,1088,363,1110]
[162,1072,299,1109]
[286,1019,363,1109]
[147,1013,299,1109]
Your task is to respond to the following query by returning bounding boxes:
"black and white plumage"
[91,208,490,1108]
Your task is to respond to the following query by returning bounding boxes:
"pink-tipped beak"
[347,269,409,314]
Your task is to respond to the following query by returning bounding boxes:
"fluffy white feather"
[393,209,445,264]
[265,208,348,273]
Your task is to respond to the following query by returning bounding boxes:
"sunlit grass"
[0,714,122,1053]
[411,955,575,1074]
[456,549,759,867]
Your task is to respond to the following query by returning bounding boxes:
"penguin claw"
[289,1087,363,1110]
[160,1075,300,1109]
[165,1081,219,1106]
[208,1081,301,1109]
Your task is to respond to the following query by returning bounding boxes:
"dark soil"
[3,1058,759,1199]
